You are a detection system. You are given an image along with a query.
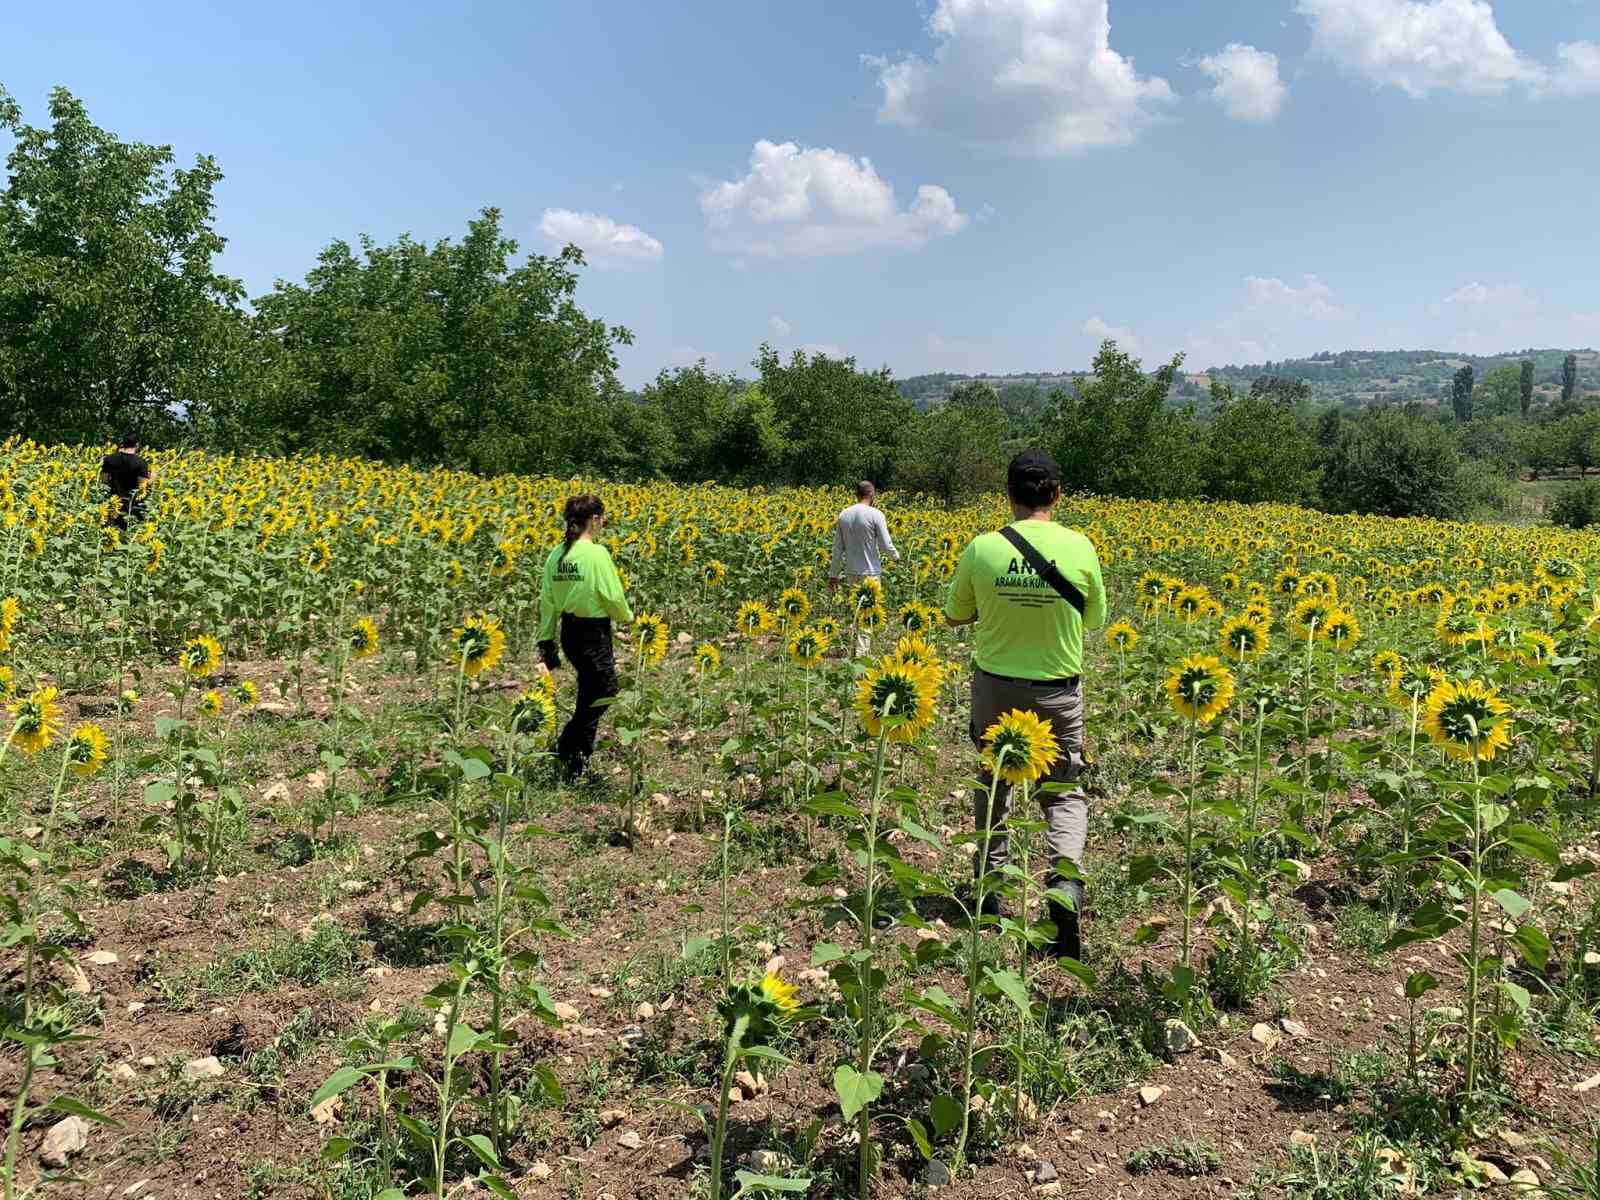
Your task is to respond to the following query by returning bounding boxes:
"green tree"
[1041,340,1205,499]
[894,381,1007,506]
[753,345,911,486]
[709,383,787,483]
[1478,365,1521,419]
[1249,375,1313,406]
[0,85,245,442]
[636,361,743,480]
[1450,365,1475,422]
[1203,385,1320,504]
[245,211,631,475]
[1564,353,1580,403]
[1320,408,1467,518]
[1519,358,1535,416]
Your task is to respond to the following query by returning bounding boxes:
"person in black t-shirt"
[100,433,153,531]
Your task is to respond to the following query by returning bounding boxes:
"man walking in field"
[944,449,1106,962]
[828,480,899,655]
[100,432,153,532]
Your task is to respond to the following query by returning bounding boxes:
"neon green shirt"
[537,539,633,641]
[944,519,1107,680]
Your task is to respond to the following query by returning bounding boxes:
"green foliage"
[1320,408,1468,519]
[1519,358,1535,416]
[1548,479,1600,530]
[1565,353,1580,403]
[755,345,912,486]
[894,382,1007,506]
[1042,340,1205,500]
[1478,365,1522,419]
[1450,365,1475,422]
[1204,387,1321,505]
[0,85,245,443]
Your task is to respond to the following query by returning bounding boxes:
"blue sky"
[5,0,1600,385]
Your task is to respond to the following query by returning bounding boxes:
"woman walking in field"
[537,493,634,780]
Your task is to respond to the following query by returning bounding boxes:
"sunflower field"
[2,435,1600,1199]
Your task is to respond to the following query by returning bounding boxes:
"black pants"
[555,615,617,774]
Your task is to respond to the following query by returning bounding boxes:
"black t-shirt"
[101,451,150,499]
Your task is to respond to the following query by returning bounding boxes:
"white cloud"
[1245,274,1345,319]
[1199,43,1287,121]
[1083,316,1140,352]
[1298,0,1600,98]
[700,140,968,257]
[869,0,1175,156]
[668,345,716,367]
[769,316,791,338]
[536,209,663,268]
[800,342,845,359]
[1436,281,1534,311]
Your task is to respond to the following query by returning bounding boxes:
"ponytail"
[560,493,605,560]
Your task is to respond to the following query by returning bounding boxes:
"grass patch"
[1126,1137,1221,1176]
[156,922,367,1010]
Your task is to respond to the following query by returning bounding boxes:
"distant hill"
[899,348,1600,409]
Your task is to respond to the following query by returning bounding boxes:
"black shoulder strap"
[998,525,1085,616]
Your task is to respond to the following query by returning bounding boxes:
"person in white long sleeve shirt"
[829,481,899,654]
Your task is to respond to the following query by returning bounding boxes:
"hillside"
[899,347,1600,410]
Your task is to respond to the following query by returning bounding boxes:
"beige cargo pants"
[969,669,1089,887]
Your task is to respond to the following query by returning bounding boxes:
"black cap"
[1007,448,1060,487]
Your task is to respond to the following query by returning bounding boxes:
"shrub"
[1548,479,1600,530]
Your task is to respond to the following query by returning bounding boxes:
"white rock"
[39,1115,90,1167]
[112,1063,137,1081]
[1575,1071,1600,1093]
[311,1095,341,1125]
[85,950,119,966]
[528,1161,553,1180]
[1162,1019,1200,1054]
[1250,1022,1279,1046]
[616,1130,642,1151]
[1289,1130,1317,1149]
[635,1002,655,1020]
[1137,1085,1166,1107]
[1279,1017,1311,1039]
[589,986,612,999]
[552,1002,580,1022]
[183,1056,225,1080]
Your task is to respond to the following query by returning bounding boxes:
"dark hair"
[855,480,876,500]
[121,431,141,450]
[560,494,605,560]
[1006,448,1062,510]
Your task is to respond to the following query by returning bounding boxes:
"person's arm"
[943,542,978,627]
[1079,539,1108,632]
[596,548,634,625]
[536,550,561,668]
[828,518,845,583]
[877,509,900,563]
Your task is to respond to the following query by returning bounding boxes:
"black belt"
[977,667,1080,688]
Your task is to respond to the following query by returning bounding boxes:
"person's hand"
[536,662,551,680]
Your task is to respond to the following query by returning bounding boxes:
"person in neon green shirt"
[945,448,1106,962]
[537,493,634,778]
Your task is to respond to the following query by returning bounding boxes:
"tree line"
[2,84,1598,526]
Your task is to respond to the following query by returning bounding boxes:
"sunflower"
[1372,649,1403,687]
[1291,595,1336,639]
[899,601,938,633]
[1435,607,1487,649]
[489,541,518,578]
[1219,616,1269,660]
[892,634,939,672]
[1421,677,1513,763]
[66,723,109,778]
[981,708,1061,785]
[777,587,811,626]
[350,617,380,659]
[759,969,800,1014]
[1389,662,1439,707]
[1220,571,1241,592]
[0,595,18,652]
[814,615,840,641]
[851,576,884,613]
[511,687,558,738]
[787,626,828,669]
[0,667,13,700]
[1105,621,1138,652]
[1174,585,1211,624]
[1165,655,1235,726]
[453,613,507,677]
[198,689,224,718]
[118,688,138,713]
[736,600,773,638]
[695,642,722,673]
[1488,624,1521,662]
[1322,608,1360,651]
[1518,629,1557,667]
[633,613,669,665]
[854,655,938,743]
[8,686,60,754]
[234,680,258,707]
[180,634,223,678]
[1242,598,1273,626]
[719,968,800,1049]
[303,537,332,574]
[1135,571,1168,610]
[446,558,465,587]
[702,559,727,587]
[1273,567,1302,596]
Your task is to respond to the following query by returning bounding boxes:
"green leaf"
[1404,970,1439,999]
[46,1096,117,1125]
[928,1092,962,1138]
[1512,925,1550,971]
[321,1136,355,1162]
[987,968,1030,1016]
[309,1066,369,1110]
[905,1117,932,1161]
[1502,823,1560,868]
[1498,980,1531,1014]
[809,942,846,967]
[460,1133,501,1169]
[833,1065,882,1121]
[1491,888,1532,920]
[732,1170,811,1195]
[446,1022,481,1059]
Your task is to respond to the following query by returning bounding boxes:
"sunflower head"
[1165,655,1235,726]
[1105,620,1138,652]
[892,634,939,672]
[814,615,840,640]
[234,680,258,708]
[303,537,332,574]
[736,600,773,638]
[718,968,800,1050]
[66,723,109,778]
[702,559,727,587]
[198,689,224,718]
[852,576,884,613]
[899,602,937,633]
[1372,650,1403,687]
[1218,616,1269,660]
[857,603,887,632]
[453,613,507,677]
[350,617,380,660]
[1321,608,1360,650]
[1518,629,1557,667]
[787,627,828,669]
[1291,595,1336,638]
[1422,677,1512,763]
[118,688,138,713]
[778,587,811,625]
[673,638,715,678]
[854,655,938,743]
[981,708,1061,785]
[633,613,669,665]
[180,634,223,679]
[511,688,558,739]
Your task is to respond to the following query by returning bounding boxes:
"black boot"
[1047,880,1084,962]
